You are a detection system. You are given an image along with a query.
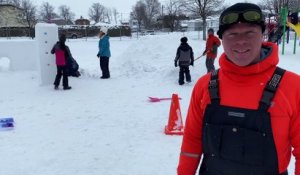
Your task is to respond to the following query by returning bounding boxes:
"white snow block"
[0,40,37,71]
[35,23,58,86]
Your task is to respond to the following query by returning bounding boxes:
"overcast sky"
[32,0,261,20]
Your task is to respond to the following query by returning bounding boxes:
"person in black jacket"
[174,37,194,85]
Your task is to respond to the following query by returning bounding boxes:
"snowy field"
[0,32,299,175]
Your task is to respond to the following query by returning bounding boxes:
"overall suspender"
[208,69,220,105]
[259,67,286,111]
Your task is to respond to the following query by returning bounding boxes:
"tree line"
[0,0,299,40]
[131,0,225,39]
[0,0,121,27]
[130,0,299,39]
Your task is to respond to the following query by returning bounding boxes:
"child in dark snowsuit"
[51,34,72,90]
[174,37,194,85]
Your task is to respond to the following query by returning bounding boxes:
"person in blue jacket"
[97,27,111,79]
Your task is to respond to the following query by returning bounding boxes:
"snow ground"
[0,32,299,175]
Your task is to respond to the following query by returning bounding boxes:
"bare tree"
[182,0,224,40]
[105,8,112,24]
[259,0,299,22]
[276,0,299,11]
[287,0,299,12]
[259,0,279,15]
[259,0,293,16]
[144,0,161,28]
[131,0,147,31]
[112,8,118,24]
[39,2,56,22]
[163,0,183,32]
[21,0,36,38]
[88,2,106,24]
[58,5,75,23]
[7,0,21,7]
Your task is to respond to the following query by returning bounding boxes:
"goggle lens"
[221,13,239,24]
[221,11,262,25]
[243,11,261,21]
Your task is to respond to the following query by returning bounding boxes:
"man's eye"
[227,33,237,37]
[246,31,256,36]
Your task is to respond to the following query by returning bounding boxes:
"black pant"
[205,57,215,73]
[54,66,69,87]
[179,66,191,85]
[100,57,110,78]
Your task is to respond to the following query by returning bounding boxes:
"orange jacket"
[178,42,300,175]
[204,34,221,58]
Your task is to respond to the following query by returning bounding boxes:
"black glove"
[174,61,178,67]
[190,61,194,66]
[97,53,100,58]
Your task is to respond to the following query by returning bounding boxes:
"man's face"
[222,23,263,66]
[98,31,104,38]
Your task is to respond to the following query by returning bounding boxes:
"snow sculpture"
[0,40,37,71]
[35,23,58,86]
[0,23,58,86]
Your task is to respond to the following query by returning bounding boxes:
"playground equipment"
[287,22,300,54]
[278,7,300,55]
[287,22,300,37]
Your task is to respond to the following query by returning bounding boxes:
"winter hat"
[217,3,265,39]
[208,28,214,34]
[180,37,188,43]
[100,27,108,34]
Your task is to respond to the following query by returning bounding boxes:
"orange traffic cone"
[164,93,184,135]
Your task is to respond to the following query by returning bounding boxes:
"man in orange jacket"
[177,3,300,175]
[202,28,221,73]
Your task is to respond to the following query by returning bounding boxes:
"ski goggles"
[220,10,263,25]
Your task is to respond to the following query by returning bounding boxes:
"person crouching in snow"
[97,27,111,79]
[51,34,72,90]
[174,37,194,85]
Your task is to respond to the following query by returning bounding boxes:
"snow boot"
[63,86,72,90]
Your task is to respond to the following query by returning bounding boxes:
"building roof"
[0,4,23,10]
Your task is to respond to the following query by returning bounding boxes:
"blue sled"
[0,118,14,123]
[0,117,14,130]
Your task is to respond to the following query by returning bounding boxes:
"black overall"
[199,67,288,175]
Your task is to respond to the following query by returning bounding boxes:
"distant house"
[51,18,73,26]
[120,20,129,26]
[187,17,219,31]
[0,4,27,27]
[206,17,219,32]
[187,19,202,31]
[129,19,140,32]
[75,16,90,25]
